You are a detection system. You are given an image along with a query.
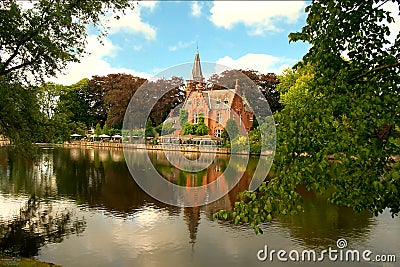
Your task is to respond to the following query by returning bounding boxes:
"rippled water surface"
[0,147,398,267]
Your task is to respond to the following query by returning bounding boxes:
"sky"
[47,1,310,85]
[48,1,399,86]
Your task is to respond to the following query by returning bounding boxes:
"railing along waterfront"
[64,141,231,154]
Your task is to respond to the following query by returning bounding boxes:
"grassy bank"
[0,257,60,267]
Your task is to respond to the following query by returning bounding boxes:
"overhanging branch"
[350,61,400,82]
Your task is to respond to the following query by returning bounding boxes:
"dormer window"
[216,98,221,104]
[224,98,229,104]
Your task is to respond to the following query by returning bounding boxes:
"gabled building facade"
[183,51,254,137]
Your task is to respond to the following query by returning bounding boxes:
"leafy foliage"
[277,64,314,108]
[36,79,94,143]
[248,127,261,155]
[155,122,175,136]
[0,1,135,152]
[90,74,147,128]
[182,123,195,135]
[148,77,186,126]
[214,0,400,233]
[240,70,283,113]
[0,0,135,83]
[196,123,209,136]
[179,109,188,127]
[94,123,102,136]
[181,117,210,136]
[58,78,95,128]
[0,76,43,155]
[145,119,155,138]
[221,118,240,141]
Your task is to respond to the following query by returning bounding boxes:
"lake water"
[0,147,398,267]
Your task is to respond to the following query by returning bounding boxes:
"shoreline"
[60,141,273,156]
[63,141,234,154]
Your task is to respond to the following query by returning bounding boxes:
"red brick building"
[182,51,254,137]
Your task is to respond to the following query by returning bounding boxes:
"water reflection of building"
[184,206,201,246]
[0,147,262,252]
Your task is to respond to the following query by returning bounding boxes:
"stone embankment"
[63,141,231,154]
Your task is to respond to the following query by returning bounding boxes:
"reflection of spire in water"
[184,207,201,248]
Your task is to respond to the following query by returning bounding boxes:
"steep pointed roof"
[190,50,204,82]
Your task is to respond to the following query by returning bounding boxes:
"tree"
[155,122,175,136]
[94,123,102,136]
[102,124,110,135]
[196,123,209,136]
[122,76,185,138]
[248,127,261,155]
[208,69,278,116]
[0,77,43,155]
[145,119,155,138]
[34,79,94,143]
[87,76,112,127]
[276,64,314,109]
[0,1,135,152]
[181,113,209,136]
[197,112,205,124]
[58,78,94,128]
[240,70,283,113]
[0,1,135,83]
[179,109,188,126]
[182,123,195,135]
[148,77,186,125]
[221,118,240,141]
[214,0,400,233]
[37,82,63,119]
[90,74,147,128]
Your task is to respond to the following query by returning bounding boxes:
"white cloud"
[168,40,196,51]
[136,1,158,12]
[191,1,202,17]
[216,53,295,74]
[103,3,157,40]
[17,1,157,41]
[133,45,143,51]
[209,1,306,35]
[382,1,400,44]
[48,35,152,85]
[16,0,35,10]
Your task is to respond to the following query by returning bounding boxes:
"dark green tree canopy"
[221,118,240,141]
[0,0,135,83]
[0,0,135,152]
[58,78,94,127]
[179,109,188,127]
[214,0,400,234]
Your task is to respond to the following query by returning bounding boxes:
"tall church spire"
[190,50,204,82]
